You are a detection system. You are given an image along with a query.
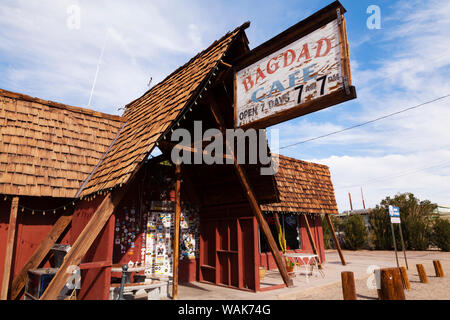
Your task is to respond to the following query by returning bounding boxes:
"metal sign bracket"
[343,75,351,95]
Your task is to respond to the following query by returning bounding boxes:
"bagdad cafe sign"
[234,1,357,129]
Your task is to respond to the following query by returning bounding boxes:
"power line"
[334,159,450,190]
[279,93,450,150]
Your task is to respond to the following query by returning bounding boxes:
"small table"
[283,253,322,281]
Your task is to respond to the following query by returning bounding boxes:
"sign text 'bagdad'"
[235,4,356,129]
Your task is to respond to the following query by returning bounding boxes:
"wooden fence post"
[341,271,357,300]
[399,266,410,290]
[380,268,405,300]
[416,264,428,283]
[433,260,444,278]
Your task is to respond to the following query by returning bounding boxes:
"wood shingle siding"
[0,89,125,198]
[261,155,339,215]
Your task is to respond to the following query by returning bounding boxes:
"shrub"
[368,193,436,250]
[322,215,341,249]
[432,218,450,251]
[342,214,367,250]
[369,207,392,250]
[403,215,432,250]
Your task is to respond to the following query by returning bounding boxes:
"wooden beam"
[208,99,293,287]
[40,189,126,300]
[78,261,111,270]
[220,60,233,68]
[302,214,322,269]
[10,212,72,300]
[325,214,346,266]
[172,164,181,299]
[1,196,19,300]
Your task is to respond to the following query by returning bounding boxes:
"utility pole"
[348,192,353,212]
[361,187,366,209]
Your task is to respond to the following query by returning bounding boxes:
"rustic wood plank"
[9,212,72,300]
[208,99,293,288]
[1,197,19,300]
[302,214,323,269]
[39,189,126,300]
[238,87,356,130]
[172,164,181,300]
[78,260,111,270]
[325,214,346,265]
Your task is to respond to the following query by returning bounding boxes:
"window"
[259,213,301,253]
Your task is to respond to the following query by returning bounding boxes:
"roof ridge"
[124,21,250,110]
[0,88,125,123]
[277,154,329,169]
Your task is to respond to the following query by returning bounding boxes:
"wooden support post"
[399,266,410,290]
[40,189,126,300]
[1,196,19,300]
[341,271,357,300]
[380,268,405,300]
[302,214,322,269]
[433,260,444,277]
[325,214,346,266]
[208,99,293,287]
[416,264,428,283]
[172,164,181,300]
[10,213,73,300]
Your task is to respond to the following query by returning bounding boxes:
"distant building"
[435,205,450,221]
[338,209,373,229]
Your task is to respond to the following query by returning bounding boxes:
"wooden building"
[260,155,339,270]
[1,14,345,300]
[0,88,124,299]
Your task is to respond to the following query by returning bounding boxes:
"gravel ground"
[296,260,450,300]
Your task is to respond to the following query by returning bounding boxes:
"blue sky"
[0,0,449,211]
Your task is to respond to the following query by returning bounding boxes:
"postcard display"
[114,201,200,276]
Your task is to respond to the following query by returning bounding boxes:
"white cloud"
[276,0,450,211]
[0,0,448,212]
[0,0,214,113]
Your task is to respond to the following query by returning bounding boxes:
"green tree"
[322,215,341,249]
[432,218,450,251]
[342,214,367,250]
[368,193,437,250]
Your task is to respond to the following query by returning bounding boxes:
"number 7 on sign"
[295,76,328,104]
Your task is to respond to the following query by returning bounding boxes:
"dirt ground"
[296,251,450,300]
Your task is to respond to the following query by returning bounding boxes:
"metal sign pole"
[398,223,408,269]
[390,222,399,268]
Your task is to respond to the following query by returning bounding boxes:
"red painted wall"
[70,195,115,300]
[0,196,72,299]
[259,214,325,270]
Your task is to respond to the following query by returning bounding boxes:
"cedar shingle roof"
[261,155,339,215]
[79,23,249,197]
[0,89,125,198]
